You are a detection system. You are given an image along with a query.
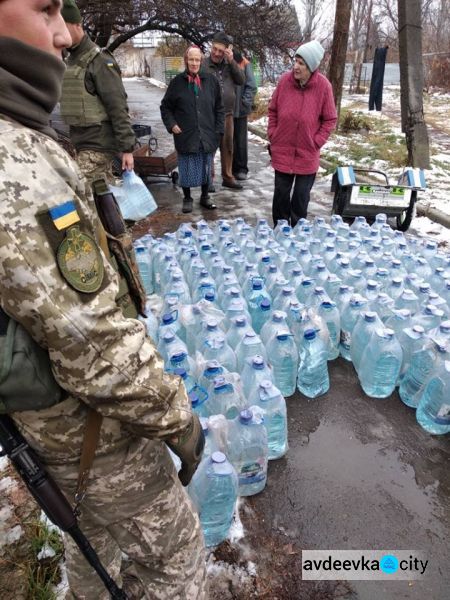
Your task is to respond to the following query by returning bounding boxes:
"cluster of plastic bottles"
[134,213,450,544]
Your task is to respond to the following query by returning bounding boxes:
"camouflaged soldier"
[0,1,207,599]
[60,0,136,184]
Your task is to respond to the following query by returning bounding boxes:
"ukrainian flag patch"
[49,200,80,230]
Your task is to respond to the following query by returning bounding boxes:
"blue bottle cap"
[277,332,290,341]
[235,316,247,327]
[213,376,227,389]
[204,291,215,301]
[252,278,263,289]
[211,451,226,463]
[171,351,186,363]
[260,299,271,310]
[321,301,334,309]
[252,356,265,369]
[162,313,174,324]
[135,246,146,254]
[364,311,377,322]
[391,278,403,286]
[174,367,187,378]
[162,331,175,342]
[412,325,425,335]
[273,311,285,322]
[206,318,219,330]
[239,409,253,424]
[206,359,221,370]
[304,329,316,340]
[260,380,272,391]
[282,287,294,296]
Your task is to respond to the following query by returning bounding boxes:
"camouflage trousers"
[48,437,208,600]
[76,149,117,187]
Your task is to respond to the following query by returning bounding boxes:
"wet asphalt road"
[125,79,450,600]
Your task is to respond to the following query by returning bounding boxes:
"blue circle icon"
[380,554,399,574]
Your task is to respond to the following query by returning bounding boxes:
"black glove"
[166,414,205,486]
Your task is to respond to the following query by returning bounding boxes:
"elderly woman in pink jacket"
[268,41,337,227]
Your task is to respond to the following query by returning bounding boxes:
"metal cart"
[331,165,426,231]
[131,123,179,185]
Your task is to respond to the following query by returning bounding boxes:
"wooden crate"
[133,144,178,177]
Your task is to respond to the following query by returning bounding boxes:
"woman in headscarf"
[268,40,337,227]
[161,45,224,213]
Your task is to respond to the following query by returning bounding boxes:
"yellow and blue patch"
[49,200,80,231]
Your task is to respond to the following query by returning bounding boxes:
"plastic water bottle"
[297,328,330,398]
[254,380,288,459]
[167,350,195,376]
[226,316,254,350]
[208,377,245,419]
[246,278,272,331]
[156,331,188,370]
[412,305,445,332]
[198,361,229,396]
[384,308,413,337]
[241,355,273,399]
[317,301,341,360]
[202,335,237,374]
[266,331,298,397]
[399,338,446,408]
[173,368,209,417]
[358,328,403,398]
[416,358,450,435]
[252,298,273,334]
[395,289,420,316]
[228,410,268,496]
[260,310,289,347]
[350,311,383,373]
[188,451,238,547]
[158,310,186,344]
[135,246,153,295]
[235,332,268,373]
[340,294,368,361]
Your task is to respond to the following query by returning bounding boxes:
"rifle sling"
[75,408,103,514]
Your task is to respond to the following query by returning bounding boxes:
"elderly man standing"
[203,31,245,190]
[60,0,136,184]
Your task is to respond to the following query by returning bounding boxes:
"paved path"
[125,79,450,600]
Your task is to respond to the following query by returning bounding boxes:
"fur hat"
[295,40,325,72]
[61,0,82,24]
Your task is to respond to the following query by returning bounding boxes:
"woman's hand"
[172,125,182,134]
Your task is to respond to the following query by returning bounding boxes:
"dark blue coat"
[160,71,224,155]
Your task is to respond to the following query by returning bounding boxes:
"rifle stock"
[0,414,127,599]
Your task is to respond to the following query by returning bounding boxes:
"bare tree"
[297,0,328,41]
[398,0,430,167]
[328,0,352,122]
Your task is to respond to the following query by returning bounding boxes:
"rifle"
[0,414,127,600]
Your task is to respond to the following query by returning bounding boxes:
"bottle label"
[434,404,450,425]
[239,461,266,485]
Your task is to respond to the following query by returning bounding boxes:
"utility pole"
[328,0,353,124]
[397,0,430,168]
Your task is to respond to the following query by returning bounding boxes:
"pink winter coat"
[268,70,337,175]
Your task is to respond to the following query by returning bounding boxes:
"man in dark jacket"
[60,0,136,184]
[233,49,257,181]
[203,32,245,190]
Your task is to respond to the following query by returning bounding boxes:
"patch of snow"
[37,541,56,560]
[148,77,167,89]
[228,498,245,544]
[0,524,23,547]
[54,559,70,600]
[0,475,16,493]
[0,455,9,471]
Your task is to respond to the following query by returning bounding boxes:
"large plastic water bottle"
[412,304,445,332]
[246,278,271,330]
[297,328,329,398]
[240,355,273,399]
[202,335,237,373]
[260,310,289,347]
[173,368,209,417]
[198,360,229,396]
[135,246,153,295]
[266,331,298,397]
[395,289,420,316]
[228,410,268,496]
[318,301,341,360]
[399,338,446,408]
[158,310,186,344]
[415,357,450,435]
[384,308,413,337]
[253,380,288,459]
[358,328,403,398]
[340,294,368,361]
[208,377,245,419]
[235,331,268,373]
[156,331,188,370]
[188,451,238,547]
[252,298,273,334]
[226,316,254,350]
[350,311,383,373]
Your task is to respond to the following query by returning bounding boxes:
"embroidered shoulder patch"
[57,226,104,293]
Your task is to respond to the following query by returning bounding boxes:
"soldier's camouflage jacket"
[0,116,192,465]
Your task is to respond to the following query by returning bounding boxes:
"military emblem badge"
[49,201,104,293]
[57,226,104,293]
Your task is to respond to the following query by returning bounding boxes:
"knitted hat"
[295,40,325,72]
[61,0,82,24]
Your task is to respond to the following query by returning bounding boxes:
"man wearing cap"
[268,40,337,226]
[60,0,136,184]
[203,31,246,190]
